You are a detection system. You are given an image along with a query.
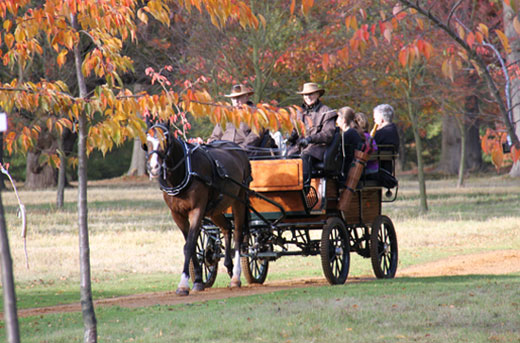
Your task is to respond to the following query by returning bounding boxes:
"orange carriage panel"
[249,190,306,213]
[250,159,303,192]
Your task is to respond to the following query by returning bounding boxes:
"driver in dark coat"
[287,82,337,190]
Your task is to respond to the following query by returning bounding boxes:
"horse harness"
[147,125,250,202]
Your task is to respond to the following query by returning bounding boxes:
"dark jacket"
[374,123,400,150]
[341,128,363,176]
[374,122,400,172]
[287,101,338,160]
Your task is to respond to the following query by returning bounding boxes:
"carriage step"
[303,186,319,210]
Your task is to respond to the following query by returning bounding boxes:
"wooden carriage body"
[248,158,382,226]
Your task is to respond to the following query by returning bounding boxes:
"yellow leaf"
[478,23,489,40]
[456,23,465,40]
[137,9,148,24]
[351,15,358,30]
[416,18,423,30]
[57,49,68,67]
[258,14,266,28]
[3,19,12,31]
[4,33,14,48]
[491,147,504,171]
[496,30,511,54]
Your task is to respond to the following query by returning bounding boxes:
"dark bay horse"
[145,123,251,296]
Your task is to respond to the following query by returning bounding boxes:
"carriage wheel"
[370,215,398,279]
[320,217,350,285]
[241,231,269,284]
[189,228,219,289]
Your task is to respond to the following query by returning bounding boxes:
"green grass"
[1,175,520,341]
[7,274,520,342]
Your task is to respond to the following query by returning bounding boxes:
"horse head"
[145,123,171,179]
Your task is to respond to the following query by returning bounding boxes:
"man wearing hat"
[208,84,276,153]
[287,82,338,191]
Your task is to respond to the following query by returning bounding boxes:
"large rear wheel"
[241,230,269,284]
[370,215,398,278]
[320,217,350,285]
[189,228,220,289]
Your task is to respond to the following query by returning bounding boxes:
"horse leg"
[230,196,247,288]
[173,209,205,296]
[211,214,234,278]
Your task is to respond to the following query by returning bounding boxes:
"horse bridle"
[146,124,182,179]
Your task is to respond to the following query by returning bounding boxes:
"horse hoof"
[176,287,190,296]
[192,283,204,292]
[230,279,241,288]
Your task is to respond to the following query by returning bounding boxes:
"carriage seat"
[359,145,398,189]
[312,127,343,178]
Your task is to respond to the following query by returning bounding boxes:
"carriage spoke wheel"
[320,217,350,285]
[240,231,269,284]
[189,228,219,289]
[370,215,398,279]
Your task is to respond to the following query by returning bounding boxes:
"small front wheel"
[241,230,269,284]
[189,228,220,289]
[370,215,398,278]
[320,217,350,285]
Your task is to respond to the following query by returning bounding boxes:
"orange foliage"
[481,128,518,173]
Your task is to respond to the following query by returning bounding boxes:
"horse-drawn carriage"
[145,124,398,295]
[189,132,399,289]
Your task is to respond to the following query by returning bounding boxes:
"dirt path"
[11,250,520,319]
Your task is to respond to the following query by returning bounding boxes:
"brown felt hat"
[296,82,325,96]
[224,84,254,98]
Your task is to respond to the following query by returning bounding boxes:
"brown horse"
[145,123,251,296]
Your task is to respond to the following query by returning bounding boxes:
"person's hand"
[287,130,299,144]
[298,137,311,148]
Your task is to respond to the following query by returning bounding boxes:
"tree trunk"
[410,109,428,213]
[57,136,66,208]
[72,14,97,343]
[126,138,146,176]
[0,190,21,343]
[25,129,58,190]
[457,116,466,188]
[25,151,57,189]
[440,114,461,174]
[0,132,5,190]
[505,2,520,177]
[439,76,482,175]
[56,128,77,208]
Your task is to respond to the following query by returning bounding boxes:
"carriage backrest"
[312,127,343,176]
[322,127,343,174]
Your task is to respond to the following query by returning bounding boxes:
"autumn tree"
[0,1,302,341]
[394,0,520,174]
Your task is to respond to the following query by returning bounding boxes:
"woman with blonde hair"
[355,112,378,174]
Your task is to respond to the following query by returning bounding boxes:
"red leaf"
[466,32,475,49]
[322,53,329,72]
[398,48,408,67]
[511,145,520,163]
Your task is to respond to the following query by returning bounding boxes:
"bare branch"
[447,0,464,28]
